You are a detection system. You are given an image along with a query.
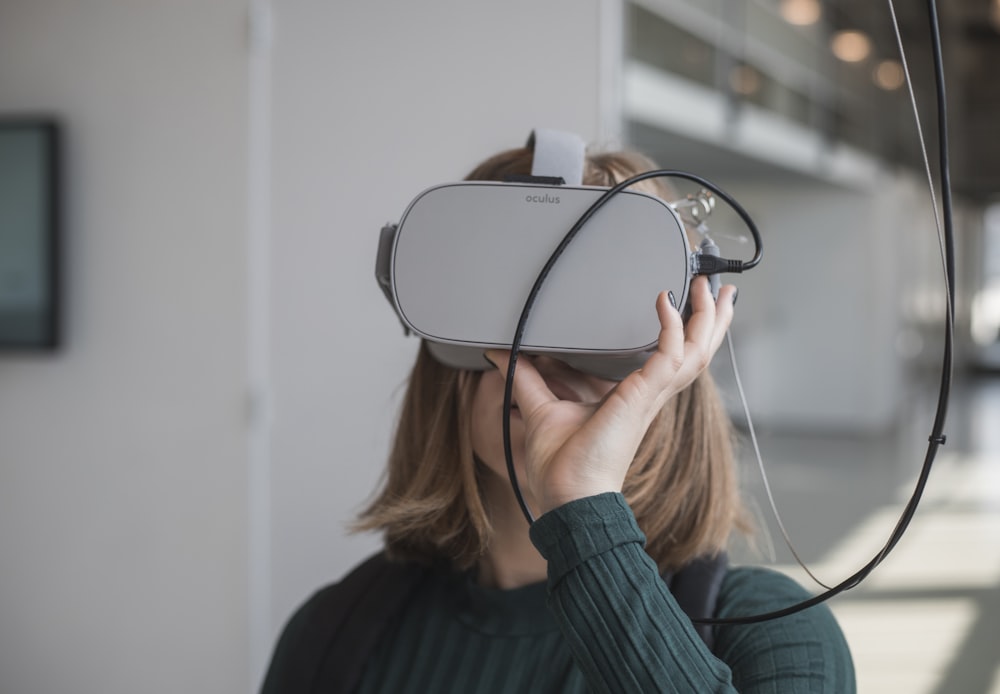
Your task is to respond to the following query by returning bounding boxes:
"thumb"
[484,350,557,418]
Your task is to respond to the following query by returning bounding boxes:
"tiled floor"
[731,372,1000,693]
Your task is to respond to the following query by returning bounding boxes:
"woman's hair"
[354,145,749,574]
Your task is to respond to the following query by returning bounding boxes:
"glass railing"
[624,1,922,171]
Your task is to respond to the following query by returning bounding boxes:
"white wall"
[0,2,252,693]
[265,0,616,678]
[715,175,936,433]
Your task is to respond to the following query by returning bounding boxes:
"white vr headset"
[375,129,757,380]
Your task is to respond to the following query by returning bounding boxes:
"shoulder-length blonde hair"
[354,145,749,574]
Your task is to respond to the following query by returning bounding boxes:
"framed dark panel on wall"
[0,117,60,349]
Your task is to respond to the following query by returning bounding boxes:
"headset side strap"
[375,223,410,335]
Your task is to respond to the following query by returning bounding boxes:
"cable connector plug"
[691,253,744,276]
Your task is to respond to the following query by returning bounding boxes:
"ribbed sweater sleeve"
[529,493,736,693]
[529,493,855,693]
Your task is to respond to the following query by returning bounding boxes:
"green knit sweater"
[358,493,855,693]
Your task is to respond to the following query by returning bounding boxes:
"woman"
[262,144,855,693]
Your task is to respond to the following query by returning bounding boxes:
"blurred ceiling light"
[831,30,872,62]
[992,0,1000,32]
[873,59,905,90]
[780,0,822,26]
[729,64,762,96]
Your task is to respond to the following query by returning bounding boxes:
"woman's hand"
[485,276,736,516]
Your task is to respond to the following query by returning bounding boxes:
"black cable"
[697,0,954,625]
[504,171,763,524]
[504,0,954,624]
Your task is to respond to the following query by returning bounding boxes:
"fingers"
[655,289,686,358]
[642,277,736,395]
[488,277,737,414]
[683,277,736,354]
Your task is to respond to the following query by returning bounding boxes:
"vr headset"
[375,129,749,381]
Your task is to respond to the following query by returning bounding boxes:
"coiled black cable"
[502,0,954,624]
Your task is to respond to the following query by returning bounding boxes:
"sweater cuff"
[529,492,646,585]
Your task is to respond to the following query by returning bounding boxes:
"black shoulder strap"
[666,552,729,652]
[260,552,425,694]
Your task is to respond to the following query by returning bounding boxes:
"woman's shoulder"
[301,552,427,618]
[261,553,429,693]
[716,564,856,645]
[715,564,854,657]
[719,564,817,607]
[273,553,428,660]
[714,565,857,691]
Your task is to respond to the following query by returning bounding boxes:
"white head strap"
[526,128,586,186]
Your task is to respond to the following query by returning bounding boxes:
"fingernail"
[731,289,739,307]
[667,291,677,310]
